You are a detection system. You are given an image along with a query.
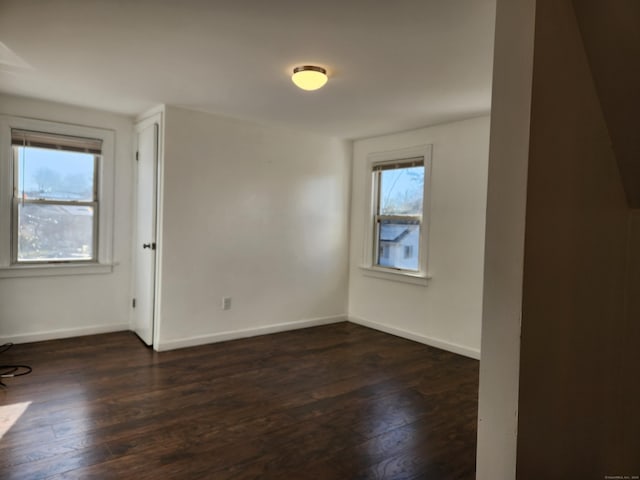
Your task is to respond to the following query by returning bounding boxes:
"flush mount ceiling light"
[291,65,328,91]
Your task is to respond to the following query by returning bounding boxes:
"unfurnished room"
[1,1,639,479]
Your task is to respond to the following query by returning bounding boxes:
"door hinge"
[135,151,139,161]
[132,298,136,308]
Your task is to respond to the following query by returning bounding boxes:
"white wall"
[155,106,350,350]
[475,0,535,477]
[348,116,490,359]
[0,94,134,342]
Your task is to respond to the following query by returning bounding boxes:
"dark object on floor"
[0,342,33,388]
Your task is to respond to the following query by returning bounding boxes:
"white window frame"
[0,116,116,278]
[361,144,432,286]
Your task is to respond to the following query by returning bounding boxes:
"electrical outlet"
[222,297,232,310]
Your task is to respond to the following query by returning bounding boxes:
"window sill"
[359,266,431,286]
[0,262,115,279]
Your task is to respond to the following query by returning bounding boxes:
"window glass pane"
[377,220,420,271]
[15,147,95,201]
[379,165,424,215]
[17,203,94,262]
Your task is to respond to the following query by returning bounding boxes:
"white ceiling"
[0,0,496,139]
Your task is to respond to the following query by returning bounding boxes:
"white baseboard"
[1,315,479,361]
[0,323,130,345]
[348,315,481,360]
[155,314,346,352]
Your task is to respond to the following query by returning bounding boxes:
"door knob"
[143,243,156,250]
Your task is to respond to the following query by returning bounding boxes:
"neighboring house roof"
[23,204,93,216]
[380,225,412,243]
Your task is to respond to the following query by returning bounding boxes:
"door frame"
[132,107,165,349]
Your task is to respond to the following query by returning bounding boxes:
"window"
[12,130,101,263]
[373,158,424,272]
[0,116,115,277]
[362,145,431,284]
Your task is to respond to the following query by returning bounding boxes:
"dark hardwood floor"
[0,322,479,479]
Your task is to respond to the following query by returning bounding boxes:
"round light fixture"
[291,65,328,91]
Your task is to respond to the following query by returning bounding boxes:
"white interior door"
[132,121,158,346]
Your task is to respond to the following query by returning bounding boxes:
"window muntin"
[372,158,424,272]
[11,130,102,264]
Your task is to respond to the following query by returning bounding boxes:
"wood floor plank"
[0,322,478,479]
